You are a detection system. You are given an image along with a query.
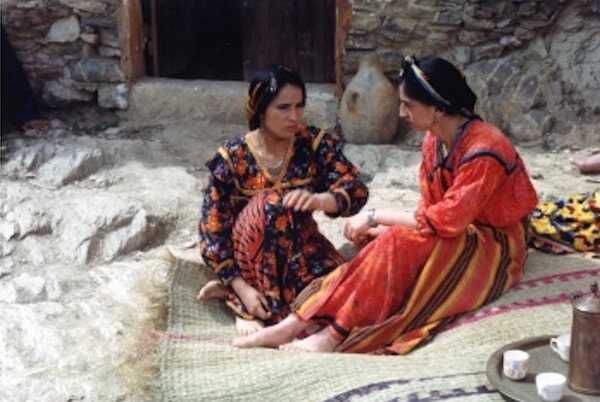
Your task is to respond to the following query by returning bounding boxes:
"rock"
[98,45,121,58]
[97,84,128,109]
[472,43,504,61]
[59,196,157,263]
[0,282,18,303]
[2,143,57,174]
[346,34,376,50]
[46,16,80,43]
[15,0,42,9]
[45,275,62,300]
[22,236,48,265]
[454,46,472,64]
[0,255,15,275]
[101,209,152,260]
[14,273,47,302]
[99,29,119,48]
[463,13,495,30]
[42,79,95,107]
[0,220,19,241]
[457,29,488,46]
[11,203,52,240]
[0,242,16,259]
[380,17,418,43]
[59,0,107,14]
[80,16,116,29]
[432,9,462,26]
[37,145,106,186]
[500,35,523,48]
[70,58,125,83]
[351,12,381,33]
[339,54,399,144]
[80,33,99,45]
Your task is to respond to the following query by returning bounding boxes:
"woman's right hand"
[230,277,271,320]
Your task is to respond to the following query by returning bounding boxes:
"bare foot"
[233,314,307,348]
[196,280,226,301]
[572,154,600,174]
[279,327,341,353]
[235,317,264,336]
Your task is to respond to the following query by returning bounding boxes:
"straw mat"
[157,248,600,402]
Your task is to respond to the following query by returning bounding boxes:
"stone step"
[127,78,338,129]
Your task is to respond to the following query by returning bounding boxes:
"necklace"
[253,130,290,171]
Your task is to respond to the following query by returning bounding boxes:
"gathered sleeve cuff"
[313,130,369,218]
[421,156,506,238]
[198,150,241,285]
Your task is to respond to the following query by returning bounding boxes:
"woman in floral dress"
[197,65,368,335]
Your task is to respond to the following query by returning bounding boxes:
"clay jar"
[339,54,399,144]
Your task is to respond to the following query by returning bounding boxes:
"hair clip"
[269,75,277,93]
[398,55,415,79]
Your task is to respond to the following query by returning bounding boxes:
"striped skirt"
[225,191,344,324]
[293,221,529,354]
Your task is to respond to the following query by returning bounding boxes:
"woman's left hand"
[343,211,371,243]
[283,190,323,212]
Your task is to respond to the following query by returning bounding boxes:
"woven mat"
[157,248,600,402]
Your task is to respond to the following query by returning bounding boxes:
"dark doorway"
[142,0,243,80]
[141,0,335,82]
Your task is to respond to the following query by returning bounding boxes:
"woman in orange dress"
[233,56,538,353]
[197,65,368,335]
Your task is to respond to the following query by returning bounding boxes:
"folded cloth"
[530,191,600,255]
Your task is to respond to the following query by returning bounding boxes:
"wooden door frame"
[335,0,351,97]
[120,0,350,93]
[119,0,145,82]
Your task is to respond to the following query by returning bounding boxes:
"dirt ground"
[0,108,598,402]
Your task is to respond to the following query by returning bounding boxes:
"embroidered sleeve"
[314,130,369,217]
[198,152,240,285]
[419,156,506,237]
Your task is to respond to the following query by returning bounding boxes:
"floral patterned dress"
[198,125,368,323]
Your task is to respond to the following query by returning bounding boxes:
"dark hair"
[246,65,306,130]
[399,56,478,117]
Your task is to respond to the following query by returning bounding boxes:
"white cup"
[536,372,566,402]
[503,349,530,380]
[550,334,571,362]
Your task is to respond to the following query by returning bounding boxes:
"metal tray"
[486,335,600,402]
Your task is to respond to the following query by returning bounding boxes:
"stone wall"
[344,0,600,147]
[3,0,599,146]
[1,0,127,109]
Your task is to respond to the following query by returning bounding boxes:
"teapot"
[568,282,600,395]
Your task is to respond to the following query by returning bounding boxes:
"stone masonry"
[2,0,599,146]
[344,0,600,147]
[1,0,127,109]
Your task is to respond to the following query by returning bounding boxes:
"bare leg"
[235,317,264,336]
[279,326,341,353]
[196,279,226,301]
[233,313,308,348]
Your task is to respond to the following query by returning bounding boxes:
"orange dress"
[293,120,539,354]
